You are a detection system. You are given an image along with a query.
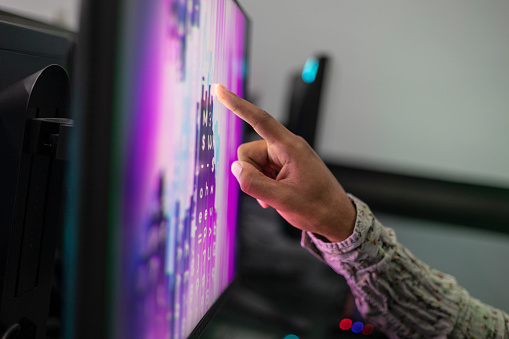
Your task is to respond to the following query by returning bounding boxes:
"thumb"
[231,161,279,204]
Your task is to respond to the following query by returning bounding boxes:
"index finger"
[215,83,290,144]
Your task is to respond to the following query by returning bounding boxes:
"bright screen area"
[112,0,247,337]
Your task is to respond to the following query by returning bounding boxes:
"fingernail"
[215,83,223,95]
[216,83,232,98]
[231,161,242,180]
[217,83,227,92]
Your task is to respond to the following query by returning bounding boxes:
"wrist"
[320,197,357,243]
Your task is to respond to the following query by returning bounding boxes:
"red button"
[339,318,353,331]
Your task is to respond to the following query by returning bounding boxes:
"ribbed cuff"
[301,194,375,258]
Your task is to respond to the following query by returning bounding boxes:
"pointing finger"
[215,83,290,144]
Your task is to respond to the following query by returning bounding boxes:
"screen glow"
[111,1,247,338]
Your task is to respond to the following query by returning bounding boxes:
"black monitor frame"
[64,0,121,338]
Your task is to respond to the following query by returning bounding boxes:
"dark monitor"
[0,13,73,339]
[65,0,249,338]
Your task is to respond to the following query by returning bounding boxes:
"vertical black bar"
[16,155,50,296]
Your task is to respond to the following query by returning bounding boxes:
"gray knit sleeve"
[301,195,509,338]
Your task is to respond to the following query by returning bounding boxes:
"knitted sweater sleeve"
[301,195,509,338]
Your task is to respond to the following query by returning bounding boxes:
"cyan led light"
[301,57,319,83]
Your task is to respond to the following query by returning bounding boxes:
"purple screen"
[110,1,247,337]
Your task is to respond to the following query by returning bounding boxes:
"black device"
[0,64,72,339]
[0,10,74,91]
[286,55,329,148]
[0,12,73,338]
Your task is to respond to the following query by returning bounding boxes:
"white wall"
[239,0,509,188]
[0,0,80,30]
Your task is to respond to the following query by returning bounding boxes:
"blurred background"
[241,0,509,189]
[1,0,508,338]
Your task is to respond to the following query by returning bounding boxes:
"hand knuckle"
[293,135,311,150]
[237,143,248,158]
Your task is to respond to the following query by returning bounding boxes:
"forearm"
[302,195,509,338]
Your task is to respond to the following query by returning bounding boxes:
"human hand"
[215,84,356,243]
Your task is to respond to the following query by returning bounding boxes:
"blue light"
[301,57,319,83]
[351,321,364,334]
[283,335,299,339]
